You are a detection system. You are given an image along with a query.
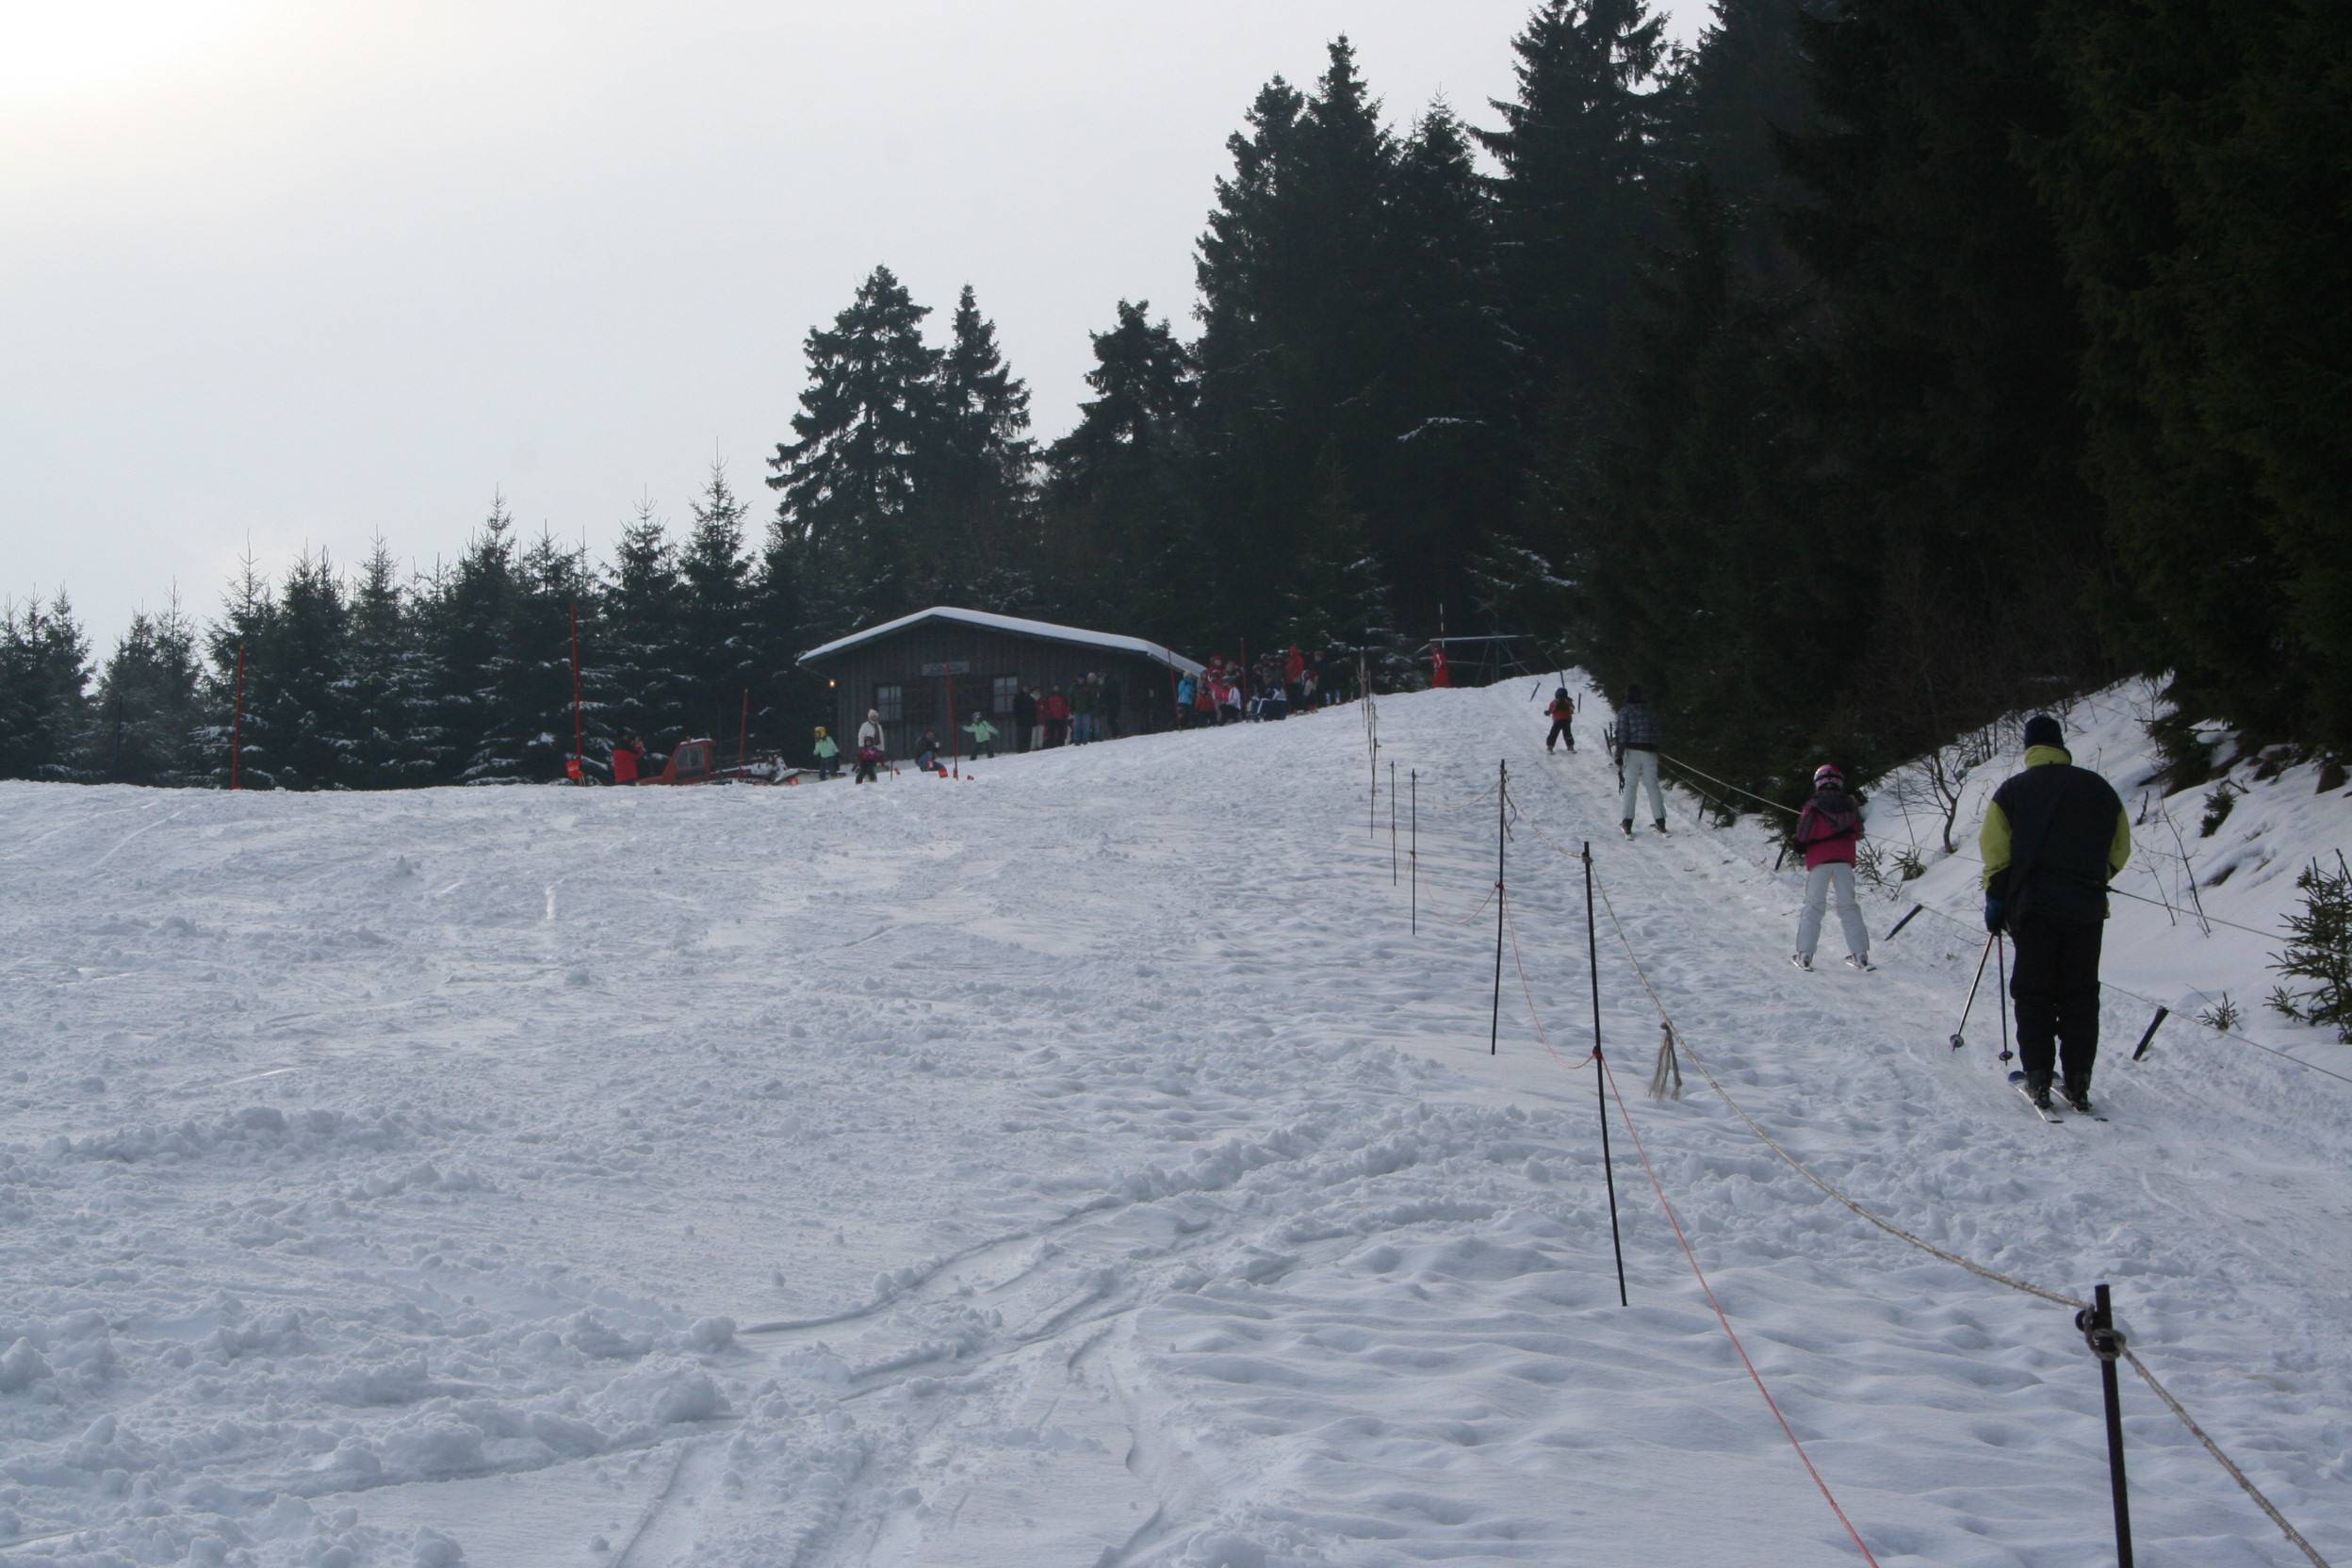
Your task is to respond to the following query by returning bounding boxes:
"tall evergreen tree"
[767,265,942,628]
[1285,457,1410,685]
[202,553,278,788]
[1042,300,1200,641]
[442,496,525,783]
[1778,0,2111,740]
[1192,41,1402,645]
[87,594,204,786]
[1475,0,1673,416]
[604,497,688,758]
[929,284,1038,605]
[678,463,759,743]
[1364,99,1519,634]
[509,526,598,781]
[2034,0,2352,749]
[0,594,94,782]
[342,537,448,788]
[253,550,356,790]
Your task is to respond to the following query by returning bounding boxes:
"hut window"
[875,684,904,722]
[991,675,1019,714]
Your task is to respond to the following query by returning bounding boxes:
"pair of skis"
[1952,933,2108,1123]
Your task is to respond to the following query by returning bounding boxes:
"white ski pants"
[1619,749,1663,825]
[1796,862,1871,962]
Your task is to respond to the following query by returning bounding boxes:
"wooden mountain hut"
[798,607,1203,761]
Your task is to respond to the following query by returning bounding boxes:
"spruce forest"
[5,0,2344,797]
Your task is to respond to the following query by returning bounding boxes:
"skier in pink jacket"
[1790,764,1874,972]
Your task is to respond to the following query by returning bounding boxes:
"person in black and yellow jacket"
[1979,713,2132,1112]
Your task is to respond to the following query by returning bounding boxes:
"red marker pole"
[738,686,749,771]
[231,640,246,791]
[947,669,959,778]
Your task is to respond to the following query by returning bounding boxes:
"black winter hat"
[2022,713,2064,750]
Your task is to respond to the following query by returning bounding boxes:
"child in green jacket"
[812,726,841,779]
[962,710,999,759]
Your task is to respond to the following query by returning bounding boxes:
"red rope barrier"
[1596,1053,1886,1565]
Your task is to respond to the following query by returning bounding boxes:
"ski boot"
[1790,954,1813,972]
[1653,819,1669,835]
[2025,1070,2054,1111]
[2061,1078,2094,1115]
[1621,818,1634,838]
[1843,954,1876,972]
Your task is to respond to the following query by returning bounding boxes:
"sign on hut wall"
[920,661,972,677]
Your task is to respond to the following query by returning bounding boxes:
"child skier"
[812,726,840,780]
[914,728,949,776]
[1790,763,1874,972]
[963,710,998,760]
[1545,688,1576,753]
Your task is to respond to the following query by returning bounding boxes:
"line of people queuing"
[1597,687,2131,1115]
[1176,646,1351,728]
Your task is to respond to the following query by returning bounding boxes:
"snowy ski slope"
[1,680,2346,1566]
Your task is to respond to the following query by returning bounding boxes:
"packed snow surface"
[2,678,2347,1566]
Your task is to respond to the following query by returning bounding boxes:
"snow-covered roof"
[798,606,1204,677]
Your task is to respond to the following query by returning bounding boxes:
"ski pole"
[1951,932,1996,1051]
[1995,934,2013,1067]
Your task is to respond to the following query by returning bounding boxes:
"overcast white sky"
[3,1,1697,655]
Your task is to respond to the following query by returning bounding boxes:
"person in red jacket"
[612,733,646,785]
[1041,686,1072,747]
[1790,764,1872,972]
[1544,688,1576,753]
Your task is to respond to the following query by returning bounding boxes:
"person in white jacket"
[854,709,886,784]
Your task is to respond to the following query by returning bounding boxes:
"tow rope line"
[1566,838,2336,1567]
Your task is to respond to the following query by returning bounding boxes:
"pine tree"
[2033,0,2351,748]
[1041,300,1200,642]
[1779,0,2109,739]
[928,284,1038,601]
[344,537,447,788]
[396,558,459,785]
[87,593,204,786]
[258,550,356,790]
[1193,42,1402,644]
[603,497,688,760]
[202,553,278,788]
[444,496,525,783]
[1285,458,1411,687]
[749,517,827,765]
[1365,99,1519,634]
[510,526,596,782]
[0,594,94,781]
[767,266,942,628]
[678,464,759,744]
[1475,0,1673,416]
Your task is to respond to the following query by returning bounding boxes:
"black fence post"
[2076,1282,2135,1567]
[1390,760,1397,885]
[1584,840,1629,1306]
[2131,1006,2169,1063]
[1884,905,1924,942]
[1490,760,1507,1057]
[1410,769,1418,935]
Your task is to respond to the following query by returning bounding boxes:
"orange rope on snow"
[1595,1052,1886,1566]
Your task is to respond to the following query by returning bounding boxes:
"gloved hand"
[1984,895,2006,934]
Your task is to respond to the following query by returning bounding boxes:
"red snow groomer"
[639,738,799,786]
